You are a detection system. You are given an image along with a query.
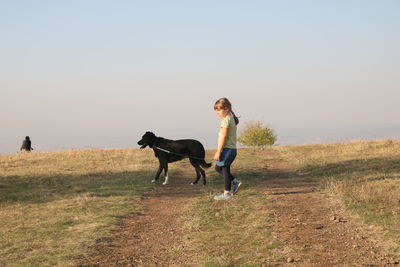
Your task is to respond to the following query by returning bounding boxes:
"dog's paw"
[190,182,195,186]
[162,182,169,185]
[151,179,156,183]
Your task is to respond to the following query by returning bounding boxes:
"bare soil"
[262,156,398,266]
[80,155,399,266]
[79,174,203,267]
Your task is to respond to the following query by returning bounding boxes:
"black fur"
[137,131,211,185]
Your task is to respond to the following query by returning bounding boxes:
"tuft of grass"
[0,148,158,266]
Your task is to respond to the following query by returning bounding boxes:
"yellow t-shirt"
[220,115,237,149]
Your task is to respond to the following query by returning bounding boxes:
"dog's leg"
[162,163,169,185]
[153,164,163,183]
[191,165,201,185]
[190,159,202,185]
[163,172,169,185]
[199,167,206,185]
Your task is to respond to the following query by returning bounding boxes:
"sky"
[1,1,400,154]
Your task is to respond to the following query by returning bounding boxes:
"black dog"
[137,131,212,185]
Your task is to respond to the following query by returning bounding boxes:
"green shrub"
[238,121,277,147]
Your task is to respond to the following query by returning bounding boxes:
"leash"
[153,145,206,161]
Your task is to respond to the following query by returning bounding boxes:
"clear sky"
[1,1,399,154]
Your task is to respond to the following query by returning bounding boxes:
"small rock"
[315,225,324,230]
[287,257,294,263]
[330,216,337,221]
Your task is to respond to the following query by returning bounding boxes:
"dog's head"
[137,131,157,149]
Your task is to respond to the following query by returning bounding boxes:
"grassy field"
[185,140,400,265]
[0,149,159,266]
[1,140,400,266]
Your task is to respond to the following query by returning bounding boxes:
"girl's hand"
[213,152,220,161]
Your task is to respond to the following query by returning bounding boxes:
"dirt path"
[80,155,399,266]
[262,157,398,266]
[80,173,204,267]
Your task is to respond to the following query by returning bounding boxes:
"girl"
[213,97,241,200]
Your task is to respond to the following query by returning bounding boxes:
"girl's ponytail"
[231,111,239,125]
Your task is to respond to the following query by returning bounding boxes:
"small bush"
[238,121,277,147]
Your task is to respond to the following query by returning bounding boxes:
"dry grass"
[2,140,399,266]
[0,148,158,266]
[274,140,400,245]
[185,193,274,266]
[185,141,400,265]
[0,148,158,176]
[184,149,281,266]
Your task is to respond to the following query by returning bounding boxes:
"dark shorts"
[216,148,237,167]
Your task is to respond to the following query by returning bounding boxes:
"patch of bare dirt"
[79,174,204,267]
[262,155,399,266]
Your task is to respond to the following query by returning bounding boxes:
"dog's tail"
[200,160,212,168]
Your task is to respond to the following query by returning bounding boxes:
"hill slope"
[1,141,399,266]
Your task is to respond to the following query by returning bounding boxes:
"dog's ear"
[145,131,156,138]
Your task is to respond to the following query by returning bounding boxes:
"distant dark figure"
[20,136,33,152]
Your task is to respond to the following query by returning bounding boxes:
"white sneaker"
[214,191,232,200]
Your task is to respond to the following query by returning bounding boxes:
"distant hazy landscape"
[2,125,400,155]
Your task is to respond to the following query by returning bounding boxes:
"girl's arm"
[214,127,228,161]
